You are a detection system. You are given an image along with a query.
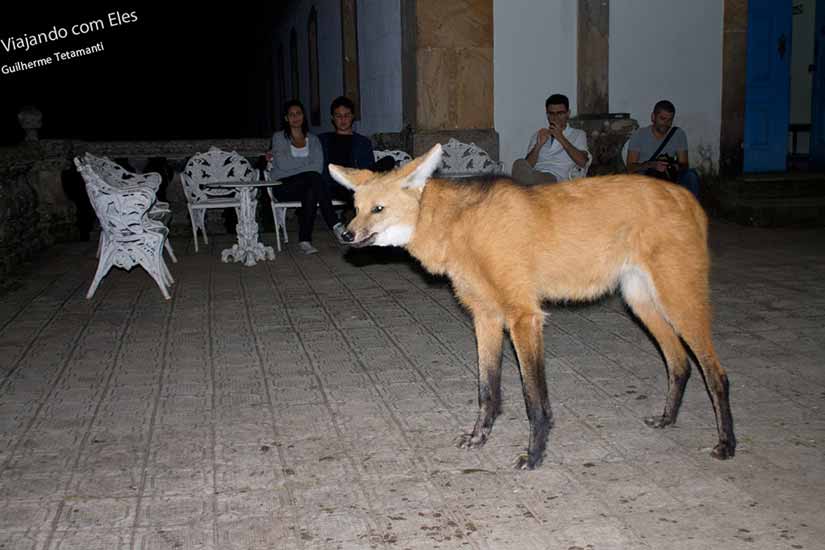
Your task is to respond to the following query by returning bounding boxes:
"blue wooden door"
[744,0,792,172]
[810,0,825,169]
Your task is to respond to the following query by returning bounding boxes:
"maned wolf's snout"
[341,226,377,248]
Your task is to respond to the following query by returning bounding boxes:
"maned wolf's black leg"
[509,313,552,470]
[644,358,690,429]
[457,314,504,449]
[623,297,693,429]
[696,357,736,459]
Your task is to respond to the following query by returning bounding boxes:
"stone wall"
[0,164,42,288]
[0,141,78,288]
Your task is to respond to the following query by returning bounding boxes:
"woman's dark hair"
[282,99,309,141]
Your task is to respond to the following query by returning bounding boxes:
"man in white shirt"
[512,94,589,185]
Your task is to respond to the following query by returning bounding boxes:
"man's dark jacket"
[319,131,375,177]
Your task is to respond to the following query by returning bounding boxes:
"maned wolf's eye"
[371,205,384,214]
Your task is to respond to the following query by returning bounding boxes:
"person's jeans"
[511,159,558,185]
[678,168,701,200]
[272,171,338,242]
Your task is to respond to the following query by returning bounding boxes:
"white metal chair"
[261,163,346,253]
[259,165,289,252]
[81,153,178,263]
[74,157,174,300]
[181,148,251,252]
[569,151,594,180]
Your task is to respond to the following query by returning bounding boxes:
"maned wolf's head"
[329,144,443,248]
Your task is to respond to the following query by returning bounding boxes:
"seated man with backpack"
[625,99,700,200]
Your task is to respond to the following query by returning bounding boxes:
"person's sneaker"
[298,241,318,255]
[333,223,347,244]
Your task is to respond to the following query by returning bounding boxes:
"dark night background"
[1,5,285,145]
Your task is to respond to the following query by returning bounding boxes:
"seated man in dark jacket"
[319,96,395,208]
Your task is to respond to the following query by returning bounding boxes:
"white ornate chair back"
[373,149,412,167]
[181,147,254,203]
[82,153,163,192]
[81,170,155,241]
[437,138,502,176]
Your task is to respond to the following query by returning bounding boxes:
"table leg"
[220,187,275,266]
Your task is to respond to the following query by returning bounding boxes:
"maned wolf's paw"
[643,415,675,429]
[711,441,736,460]
[455,432,487,449]
[512,452,542,470]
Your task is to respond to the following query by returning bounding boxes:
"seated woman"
[270,99,346,255]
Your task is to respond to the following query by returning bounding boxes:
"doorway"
[744,0,825,173]
[788,0,822,170]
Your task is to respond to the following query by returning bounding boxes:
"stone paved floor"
[0,219,823,550]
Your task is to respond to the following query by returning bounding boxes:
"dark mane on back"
[428,174,526,209]
[435,174,515,194]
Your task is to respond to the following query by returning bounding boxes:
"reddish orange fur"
[331,145,735,468]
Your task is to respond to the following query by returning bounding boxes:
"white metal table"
[205,180,280,266]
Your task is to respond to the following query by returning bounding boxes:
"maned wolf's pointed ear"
[328,164,375,191]
[400,143,443,190]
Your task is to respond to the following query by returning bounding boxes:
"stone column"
[577,0,609,114]
[719,0,748,177]
[571,0,639,174]
[400,0,498,158]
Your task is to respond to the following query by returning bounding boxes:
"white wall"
[272,0,402,136]
[610,0,724,172]
[358,0,404,136]
[494,0,578,173]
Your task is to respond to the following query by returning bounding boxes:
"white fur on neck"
[374,224,414,246]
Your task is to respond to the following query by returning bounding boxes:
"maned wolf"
[330,144,735,470]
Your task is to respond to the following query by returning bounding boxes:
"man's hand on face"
[547,121,565,141]
[536,128,553,147]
